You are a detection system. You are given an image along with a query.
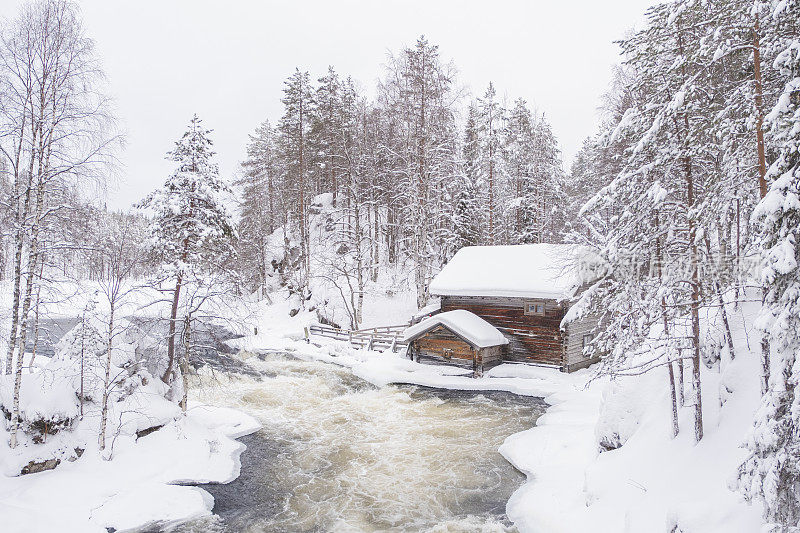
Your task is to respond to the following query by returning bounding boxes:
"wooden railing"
[308,324,409,353]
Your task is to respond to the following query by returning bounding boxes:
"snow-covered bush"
[595,374,655,451]
[0,361,80,443]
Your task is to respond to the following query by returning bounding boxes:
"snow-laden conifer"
[139,115,234,386]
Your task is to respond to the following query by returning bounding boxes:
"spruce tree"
[453,104,483,250]
[476,82,505,244]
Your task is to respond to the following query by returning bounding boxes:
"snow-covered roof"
[402,310,509,348]
[429,244,592,300]
[412,300,441,320]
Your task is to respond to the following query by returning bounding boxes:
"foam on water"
[182,352,545,532]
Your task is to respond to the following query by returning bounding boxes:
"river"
[174,351,545,533]
[34,319,545,532]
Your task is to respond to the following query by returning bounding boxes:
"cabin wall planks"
[407,324,505,377]
[441,296,565,366]
[563,313,602,371]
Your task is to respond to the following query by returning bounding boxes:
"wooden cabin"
[402,310,509,377]
[422,244,601,373]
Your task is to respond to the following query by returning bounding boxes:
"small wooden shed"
[427,244,602,372]
[402,310,509,377]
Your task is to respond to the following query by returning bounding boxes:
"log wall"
[441,296,565,366]
[409,325,504,376]
[415,326,474,361]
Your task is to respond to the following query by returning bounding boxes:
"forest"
[1,0,800,531]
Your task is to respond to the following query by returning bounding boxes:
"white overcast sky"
[2,0,653,210]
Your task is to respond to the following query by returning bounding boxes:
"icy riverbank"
[0,403,259,532]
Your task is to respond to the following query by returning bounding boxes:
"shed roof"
[429,244,593,300]
[402,310,509,348]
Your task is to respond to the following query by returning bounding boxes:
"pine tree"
[279,69,314,293]
[573,0,718,442]
[378,36,459,307]
[310,66,344,204]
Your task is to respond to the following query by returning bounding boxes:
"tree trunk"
[687,159,704,442]
[704,235,736,361]
[99,298,115,451]
[372,201,379,282]
[4,170,34,375]
[180,315,191,412]
[656,211,679,438]
[80,317,85,419]
[753,8,771,393]
[9,164,46,448]
[678,352,685,406]
[29,255,44,369]
[162,271,183,384]
[668,361,679,438]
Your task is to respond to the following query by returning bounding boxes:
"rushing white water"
[180,351,545,533]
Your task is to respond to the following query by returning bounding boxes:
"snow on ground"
[236,289,767,533]
[0,233,769,533]
[0,404,259,532]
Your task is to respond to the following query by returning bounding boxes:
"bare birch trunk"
[29,255,44,369]
[99,298,115,450]
[9,174,45,448]
[4,169,34,375]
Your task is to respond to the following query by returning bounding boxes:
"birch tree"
[0,0,117,448]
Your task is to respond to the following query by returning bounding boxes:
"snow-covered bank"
[0,404,259,532]
[0,281,262,533]
[501,356,762,532]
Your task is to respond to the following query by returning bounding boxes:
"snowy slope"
[0,404,259,532]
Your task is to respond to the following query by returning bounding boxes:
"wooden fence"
[308,324,409,353]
